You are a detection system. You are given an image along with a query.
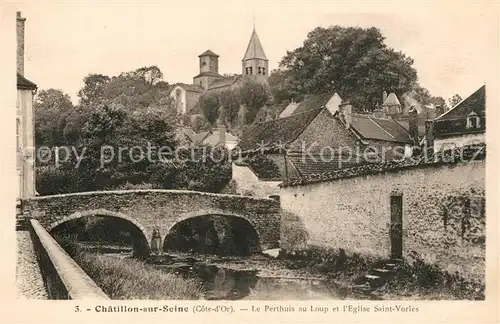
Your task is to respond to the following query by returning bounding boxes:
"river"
[84,244,348,300]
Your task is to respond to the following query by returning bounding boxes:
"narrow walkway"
[16,231,48,299]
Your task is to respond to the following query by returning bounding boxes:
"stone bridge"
[21,189,282,257]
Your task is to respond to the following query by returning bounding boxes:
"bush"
[246,154,281,179]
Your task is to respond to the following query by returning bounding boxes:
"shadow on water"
[145,254,346,300]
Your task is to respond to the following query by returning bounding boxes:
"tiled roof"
[191,131,210,144]
[287,152,366,177]
[350,114,412,143]
[202,130,239,147]
[396,120,426,137]
[280,143,486,187]
[193,71,223,79]
[292,93,333,115]
[382,92,401,106]
[17,73,37,90]
[199,49,219,57]
[175,83,205,93]
[436,85,485,120]
[242,29,268,61]
[208,75,242,90]
[237,108,323,151]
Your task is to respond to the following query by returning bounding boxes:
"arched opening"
[163,214,261,256]
[49,213,150,259]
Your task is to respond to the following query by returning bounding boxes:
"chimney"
[218,125,226,147]
[426,107,437,120]
[408,106,419,144]
[425,120,434,150]
[435,105,444,117]
[372,107,388,119]
[383,91,388,104]
[339,102,352,128]
[16,12,26,76]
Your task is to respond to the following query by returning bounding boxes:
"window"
[466,112,480,129]
[262,67,266,74]
[249,67,253,74]
[16,118,20,152]
[258,67,262,74]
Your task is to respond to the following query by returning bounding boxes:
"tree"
[218,89,241,129]
[199,93,220,126]
[448,94,463,108]
[77,74,110,106]
[239,80,270,124]
[271,26,418,110]
[34,89,74,147]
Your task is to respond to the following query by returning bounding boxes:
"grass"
[279,245,485,300]
[75,253,204,299]
[55,234,204,300]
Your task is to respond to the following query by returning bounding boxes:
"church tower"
[193,49,222,90]
[242,28,268,83]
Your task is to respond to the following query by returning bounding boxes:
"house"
[197,126,239,150]
[16,12,37,199]
[278,100,299,118]
[340,102,416,161]
[234,91,419,180]
[424,85,486,152]
[279,143,485,283]
[177,126,239,151]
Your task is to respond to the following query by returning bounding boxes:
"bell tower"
[193,49,222,90]
[242,27,268,83]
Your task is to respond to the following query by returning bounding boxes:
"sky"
[4,1,497,104]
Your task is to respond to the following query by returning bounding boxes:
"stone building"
[169,27,269,116]
[16,12,37,199]
[279,144,486,284]
[424,85,486,152]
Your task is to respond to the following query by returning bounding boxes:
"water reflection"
[147,255,342,300]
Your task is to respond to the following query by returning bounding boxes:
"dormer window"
[466,111,480,129]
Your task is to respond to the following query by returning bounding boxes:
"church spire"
[242,28,268,61]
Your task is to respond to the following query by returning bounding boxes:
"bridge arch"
[47,209,150,258]
[164,209,262,255]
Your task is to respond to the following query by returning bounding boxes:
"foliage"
[35,66,232,195]
[199,93,220,126]
[239,80,271,124]
[191,115,211,132]
[77,74,111,107]
[218,89,241,128]
[246,154,282,179]
[54,237,203,300]
[448,93,463,108]
[270,26,421,110]
[34,89,74,147]
[382,251,485,300]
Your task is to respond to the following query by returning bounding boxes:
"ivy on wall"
[246,154,282,180]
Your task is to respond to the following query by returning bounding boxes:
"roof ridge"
[435,84,485,120]
[367,117,396,139]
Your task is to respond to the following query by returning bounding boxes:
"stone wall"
[231,163,281,197]
[434,133,485,152]
[22,190,282,254]
[280,161,485,283]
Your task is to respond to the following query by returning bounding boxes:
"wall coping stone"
[30,219,109,300]
[280,143,486,188]
[24,189,277,203]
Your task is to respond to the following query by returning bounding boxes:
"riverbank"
[277,246,485,300]
[57,237,204,300]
